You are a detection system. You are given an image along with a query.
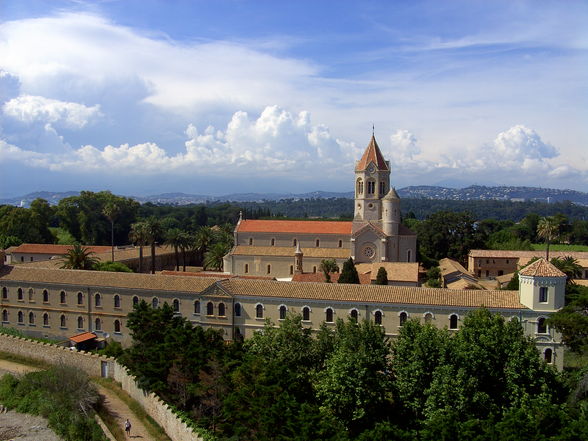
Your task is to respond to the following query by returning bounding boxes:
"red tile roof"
[292,272,372,284]
[518,258,566,277]
[69,332,97,343]
[160,270,275,280]
[237,219,352,235]
[11,244,111,255]
[355,135,389,171]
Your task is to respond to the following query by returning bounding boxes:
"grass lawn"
[531,243,588,252]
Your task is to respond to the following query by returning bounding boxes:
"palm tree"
[537,217,559,260]
[178,232,192,272]
[194,226,215,266]
[129,221,148,273]
[102,202,120,262]
[144,217,163,274]
[60,243,99,270]
[165,228,183,271]
[551,256,582,283]
[203,242,230,271]
[319,258,339,283]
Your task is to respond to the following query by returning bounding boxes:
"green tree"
[425,266,441,288]
[338,258,360,284]
[178,231,193,271]
[143,217,163,274]
[375,267,388,285]
[551,256,582,281]
[60,244,99,270]
[320,258,340,283]
[548,286,588,352]
[129,221,148,273]
[165,227,184,271]
[194,226,215,266]
[102,201,120,262]
[93,261,133,272]
[203,242,230,271]
[537,216,559,260]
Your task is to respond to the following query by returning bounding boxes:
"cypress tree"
[338,258,360,284]
[375,267,388,285]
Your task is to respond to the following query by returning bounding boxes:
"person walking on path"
[125,418,132,437]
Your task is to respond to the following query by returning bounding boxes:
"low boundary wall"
[0,334,202,441]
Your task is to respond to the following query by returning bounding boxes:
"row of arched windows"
[2,287,125,309]
[1,309,122,333]
[356,178,387,197]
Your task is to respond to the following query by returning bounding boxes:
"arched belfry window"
[356,178,364,196]
[367,180,376,195]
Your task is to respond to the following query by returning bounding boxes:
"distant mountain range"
[2,185,588,207]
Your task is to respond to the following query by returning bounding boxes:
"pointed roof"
[355,135,389,171]
[383,187,400,200]
[518,258,566,278]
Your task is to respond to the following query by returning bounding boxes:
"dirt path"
[0,359,157,441]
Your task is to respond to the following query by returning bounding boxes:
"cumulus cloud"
[390,129,420,161]
[3,95,102,129]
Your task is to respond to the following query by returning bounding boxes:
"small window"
[350,309,358,322]
[293,238,297,246]
[95,318,101,331]
[407,249,412,262]
[313,266,317,273]
[1,309,7,322]
[218,303,226,317]
[17,288,23,300]
[30,256,33,262]
[43,313,49,326]
[244,263,249,274]
[60,291,66,304]
[152,297,159,308]
[498,270,504,276]
[380,181,385,195]
[194,300,201,314]
[544,348,553,364]
[267,264,271,274]
[316,239,320,247]
[28,288,34,301]
[338,240,343,248]
[289,265,293,275]
[28,312,34,325]
[60,314,66,327]
[18,311,24,324]
[271,238,275,246]
[374,310,382,325]
[77,292,83,305]
[42,290,49,303]
[132,296,139,306]
[234,303,241,317]
[506,259,510,264]
[77,316,84,329]
[173,299,180,312]
[325,308,334,323]
[114,294,121,308]
[449,314,458,330]
[95,293,101,307]
[279,305,287,320]
[537,317,547,334]
[114,320,121,333]
[249,237,253,246]
[1,287,7,299]
[539,287,548,303]
[207,302,214,316]
[302,306,310,321]
[256,303,264,319]
[399,312,407,326]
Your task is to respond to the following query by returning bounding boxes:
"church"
[223,135,417,280]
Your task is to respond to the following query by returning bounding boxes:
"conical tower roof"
[518,258,566,277]
[383,187,400,200]
[355,135,389,171]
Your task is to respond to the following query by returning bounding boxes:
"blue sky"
[0,0,587,197]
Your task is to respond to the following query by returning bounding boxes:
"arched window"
[77,316,84,329]
[1,287,7,299]
[244,264,249,274]
[399,311,408,326]
[279,305,287,320]
[95,318,101,331]
[1,309,7,322]
[152,297,159,308]
[17,288,23,300]
[315,239,320,247]
[234,303,241,317]
[173,299,180,312]
[248,237,253,246]
[60,291,66,304]
[114,320,121,333]
[28,288,34,301]
[271,238,275,246]
[194,300,201,314]
[114,294,121,308]
[218,303,226,317]
[95,293,101,307]
[43,313,49,326]
[374,310,382,325]
[313,266,317,273]
[18,311,24,323]
[28,312,34,325]
[267,264,271,274]
[350,309,358,322]
[544,348,553,364]
[132,296,139,306]
[325,307,334,323]
[449,314,458,330]
[302,306,310,321]
[207,302,214,316]
[367,180,376,194]
[42,290,49,302]
[379,181,385,195]
[256,303,264,319]
[60,315,66,327]
[77,292,83,305]
[424,312,433,324]
[537,317,547,334]
[356,178,364,196]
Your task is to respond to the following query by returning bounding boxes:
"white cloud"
[3,95,102,129]
[390,129,420,161]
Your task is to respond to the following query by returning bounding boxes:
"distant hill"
[2,185,587,207]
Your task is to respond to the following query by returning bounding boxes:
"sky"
[0,0,587,198]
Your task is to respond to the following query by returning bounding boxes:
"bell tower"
[354,135,390,222]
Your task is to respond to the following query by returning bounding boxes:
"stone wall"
[0,334,202,441]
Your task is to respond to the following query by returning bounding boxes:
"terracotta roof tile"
[292,272,372,284]
[231,245,351,259]
[355,135,389,171]
[237,219,352,235]
[69,332,97,343]
[518,258,567,277]
[469,249,588,259]
[160,270,275,280]
[355,262,419,282]
[11,243,111,255]
[220,279,526,309]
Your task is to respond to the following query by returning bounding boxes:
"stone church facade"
[223,135,417,278]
